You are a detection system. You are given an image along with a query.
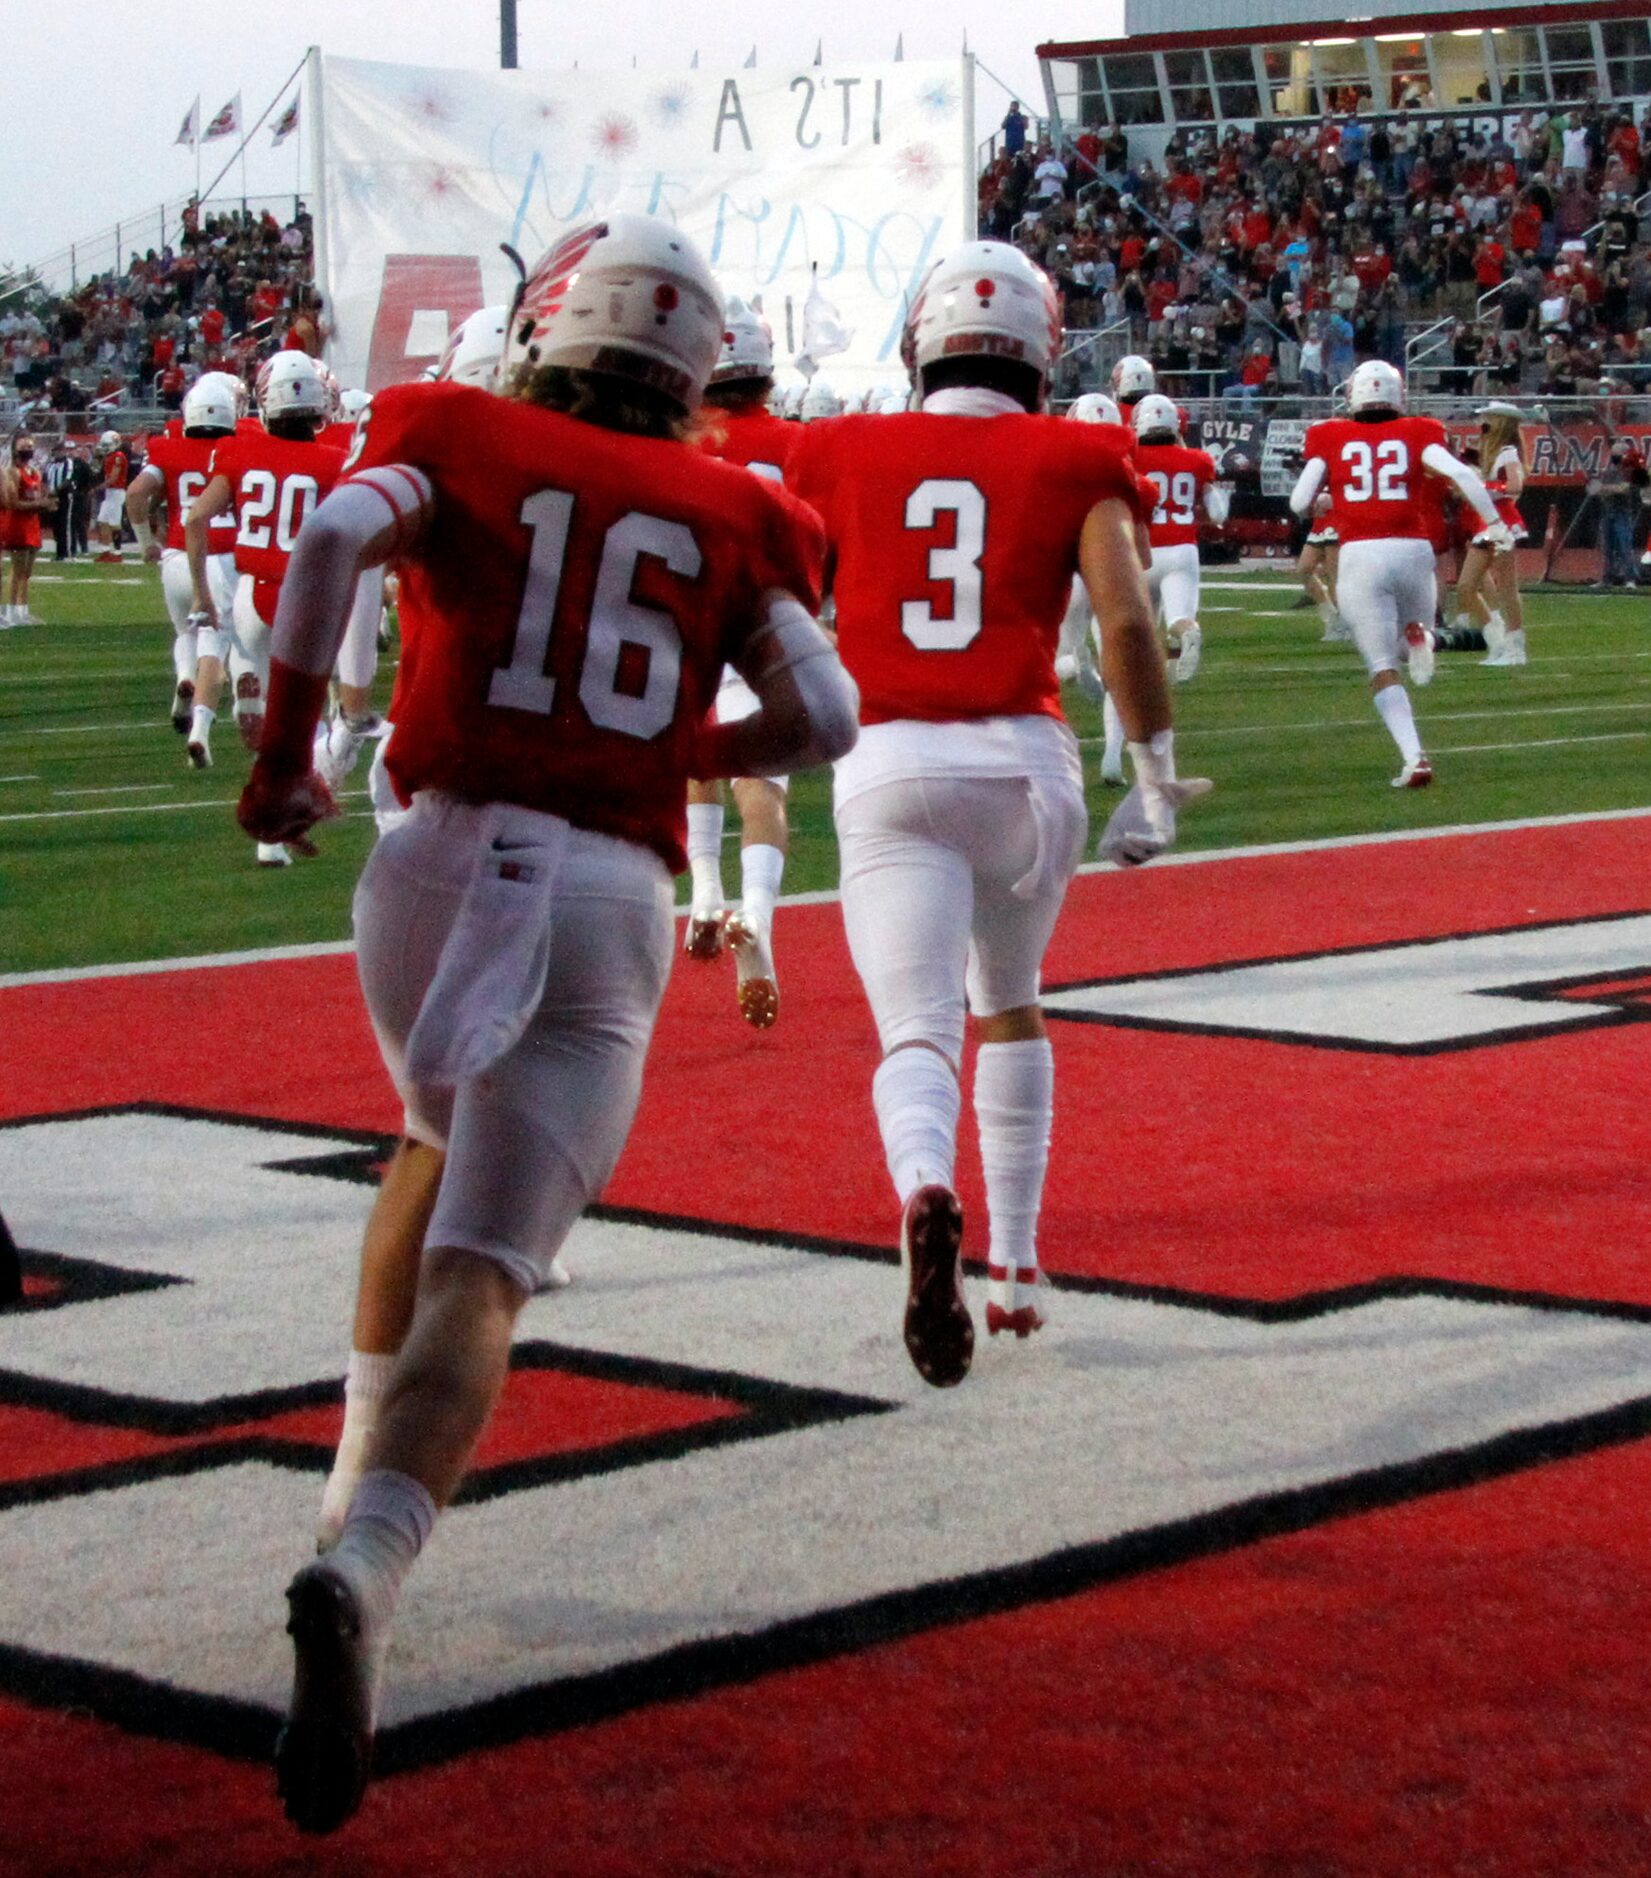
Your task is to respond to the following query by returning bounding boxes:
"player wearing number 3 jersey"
[789,238,1209,1387]
[238,216,857,1838]
[1291,360,1503,788]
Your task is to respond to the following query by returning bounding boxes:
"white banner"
[313,51,973,396]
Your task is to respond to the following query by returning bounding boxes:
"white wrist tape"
[132,518,156,552]
[1127,729,1176,790]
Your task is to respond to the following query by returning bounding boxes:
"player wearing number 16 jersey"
[1292,360,1504,788]
[1132,394,1227,685]
[240,215,856,1838]
[789,238,1208,1387]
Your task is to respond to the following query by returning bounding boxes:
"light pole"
[501,0,519,69]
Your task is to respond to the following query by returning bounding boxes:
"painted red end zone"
[6,818,1650,1305]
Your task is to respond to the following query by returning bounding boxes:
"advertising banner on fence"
[312,50,972,395]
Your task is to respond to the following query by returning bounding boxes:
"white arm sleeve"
[1289,458,1326,516]
[1204,482,1232,526]
[1421,442,1498,527]
[711,591,859,775]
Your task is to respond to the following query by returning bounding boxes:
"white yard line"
[52,782,174,797]
[0,787,367,825]
[0,774,40,785]
[1433,730,1650,755]
[8,805,1651,990]
[1079,698,1651,746]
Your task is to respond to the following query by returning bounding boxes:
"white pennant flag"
[203,94,241,142]
[795,268,854,380]
[175,97,200,148]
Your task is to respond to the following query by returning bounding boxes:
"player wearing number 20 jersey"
[786,237,1195,1386]
[1293,360,1500,788]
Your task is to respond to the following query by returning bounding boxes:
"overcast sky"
[1,0,1123,271]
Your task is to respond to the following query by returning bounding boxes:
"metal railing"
[1406,186,1651,388]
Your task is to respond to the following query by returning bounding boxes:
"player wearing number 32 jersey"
[239,215,858,1840]
[789,237,1209,1389]
[1291,360,1504,789]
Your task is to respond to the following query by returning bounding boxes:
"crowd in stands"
[982,98,1651,399]
[0,203,323,424]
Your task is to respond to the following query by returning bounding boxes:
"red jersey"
[354,382,826,872]
[1304,414,1448,544]
[699,406,798,485]
[209,431,346,620]
[102,451,128,492]
[1136,441,1215,549]
[787,411,1145,727]
[144,431,238,554]
[319,420,357,455]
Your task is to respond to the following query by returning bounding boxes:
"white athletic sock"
[686,802,725,909]
[3,606,16,624]
[318,1351,396,1548]
[739,841,785,932]
[329,1468,436,1647]
[1316,599,1337,629]
[174,629,197,682]
[1101,691,1126,773]
[1373,684,1422,764]
[974,1039,1054,1308]
[189,703,215,745]
[872,1047,960,1205]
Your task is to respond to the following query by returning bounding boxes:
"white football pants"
[836,772,1087,1066]
[1146,542,1200,628]
[354,793,674,1295]
[1335,537,1437,677]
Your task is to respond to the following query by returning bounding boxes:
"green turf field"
[1,559,1646,973]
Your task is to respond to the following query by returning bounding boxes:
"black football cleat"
[275,1563,375,1836]
[900,1184,972,1387]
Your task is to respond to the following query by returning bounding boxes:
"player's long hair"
[510,363,691,442]
[1478,413,1523,477]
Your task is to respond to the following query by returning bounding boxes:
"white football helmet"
[181,379,238,437]
[902,240,1061,393]
[339,387,372,419]
[711,296,774,386]
[1069,392,1124,426]
[98,429,121,452]
[194,370,249,418]
[505,215,724,415]
[1348,359,1405,416]
[1132,393,1182,443]
[1111,354,1156,405]
[256,350,331,424]
[800,379,844,421]
[435,305,507,391]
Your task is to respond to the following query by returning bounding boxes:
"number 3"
[902,479,985,650]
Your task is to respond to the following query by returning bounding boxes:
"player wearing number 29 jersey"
[1292,360,1500,788]
[786,237,1202,1388]
[1130,395,1227,684]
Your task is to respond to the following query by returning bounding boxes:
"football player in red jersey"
[1132,393,1229,684]
[241,215,856,1835]
[125,374,241,731]
[788,239,1209,1385]
[686,295,800,1025]
[92,429,129,562]
[183,351,346,801]
[1291,359,1506,788]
